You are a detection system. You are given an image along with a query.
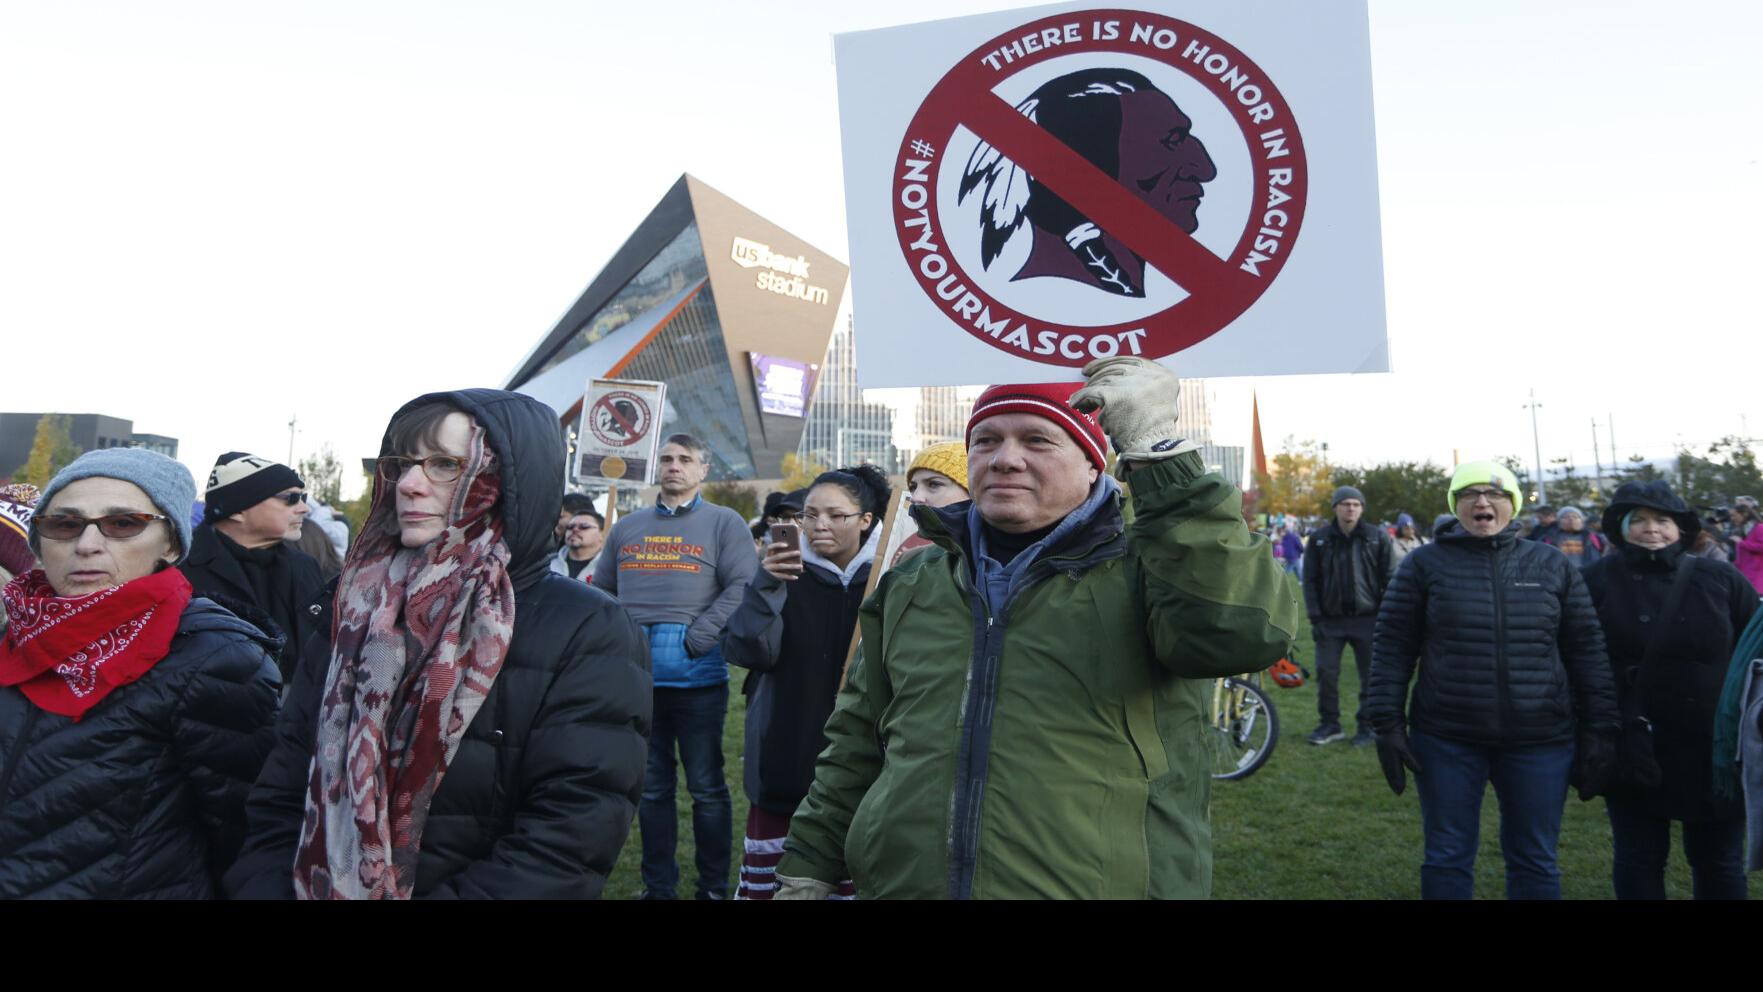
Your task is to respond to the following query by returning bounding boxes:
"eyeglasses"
[803,511,862,526]
[36,512,169,541]
[567,521,600,532]
[1454,487,1511,505]
[273,491,308,506]
[376,455,466,484]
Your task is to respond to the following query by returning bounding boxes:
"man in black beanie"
[179,452,323,681]
[1301,485,1398,746]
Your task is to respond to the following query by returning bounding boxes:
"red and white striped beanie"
[964,382,1108,474]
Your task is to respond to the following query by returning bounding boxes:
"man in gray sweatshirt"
[595,433,757,900]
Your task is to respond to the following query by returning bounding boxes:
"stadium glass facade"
[505,175,847,482]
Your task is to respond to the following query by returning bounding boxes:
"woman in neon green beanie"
[1365,459,1619,899]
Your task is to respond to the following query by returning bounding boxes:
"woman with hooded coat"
[1581,480,1758,899]
[0,449,281,898]
[723,464,891,899]
[226,389,651,899]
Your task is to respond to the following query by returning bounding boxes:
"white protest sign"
[573,378,667,487]
[833,0,1386,387]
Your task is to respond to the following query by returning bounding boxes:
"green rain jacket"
[777,452,1300,899]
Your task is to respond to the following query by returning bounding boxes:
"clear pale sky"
[4,0,1757,498]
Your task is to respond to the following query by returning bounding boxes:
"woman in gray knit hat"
[0,447,282,898]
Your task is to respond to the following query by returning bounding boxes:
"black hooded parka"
[225,389,651,899]
[1581,481,1759,820]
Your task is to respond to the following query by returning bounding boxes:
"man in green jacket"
[775,357,1299,899]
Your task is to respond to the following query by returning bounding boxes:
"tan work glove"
[1070,356,1198,474]
[773,873,836,900]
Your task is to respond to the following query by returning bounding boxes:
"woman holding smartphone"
[722,464,891,899]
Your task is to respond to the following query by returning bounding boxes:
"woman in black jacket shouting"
[226,389,650,899]
[723,464,890,900]
[1366,460,1619,900]
[1582,480,1757,899]
[0,449,281,898]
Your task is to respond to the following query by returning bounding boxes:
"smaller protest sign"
[573,378,667,487]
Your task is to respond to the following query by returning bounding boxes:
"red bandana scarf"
[292,425,515,900]
[0,568,193,720]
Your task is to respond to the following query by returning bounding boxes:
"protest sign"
[573,378,667,487]
[834,1,1386,386]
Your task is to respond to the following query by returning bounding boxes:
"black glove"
[1375,727,1422,796]
[1571,732,1617,801]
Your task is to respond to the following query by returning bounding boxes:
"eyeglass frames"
[35,512,169,541]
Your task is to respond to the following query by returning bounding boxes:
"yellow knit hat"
[908,441,969,493]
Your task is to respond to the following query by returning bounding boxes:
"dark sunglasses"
[272,491,309,506]
[567,521,600,532]
[36,512,170,541]
[377,455,465,484]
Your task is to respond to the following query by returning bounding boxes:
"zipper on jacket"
[947,588,997,900]
[1490,545,1511,739]
[944,522,1126,900]
[0,706,44,811]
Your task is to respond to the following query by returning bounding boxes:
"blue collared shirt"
[655,492,703,517]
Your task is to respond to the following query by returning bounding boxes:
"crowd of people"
[0,361,1759,900]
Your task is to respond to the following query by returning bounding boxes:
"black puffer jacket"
[224,389,651,899]
[1302,520,1398,621]
[0,598,281,898]
[1366,518,1618,745]
[723,547,871,814]
[1582,481,1759,820]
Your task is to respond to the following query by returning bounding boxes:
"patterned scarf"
[0,567,193,720]
[292,425,516,899]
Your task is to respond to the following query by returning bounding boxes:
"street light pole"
[1523,389,1547,505]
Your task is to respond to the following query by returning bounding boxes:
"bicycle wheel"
[1208,676,1279,781]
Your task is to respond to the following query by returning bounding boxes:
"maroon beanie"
[0,483,41,578]
[965,382,1109,474]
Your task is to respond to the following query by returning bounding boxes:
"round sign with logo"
[892,8,1308,367]
[589,391,653,448]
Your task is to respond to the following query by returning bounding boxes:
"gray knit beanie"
[1332,485,1366,507]
[32,448,197,564]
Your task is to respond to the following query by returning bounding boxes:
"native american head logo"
[960,68,1216,298]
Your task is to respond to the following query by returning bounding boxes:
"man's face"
[657,443,709,497]
[230,487,308,548]
[564,513,604,558]
[1536,510,1557,528]
[1334,499,1363,529]
[1116,89,1217,235]
[967,412,1098,534]
[1560,513,1584,533]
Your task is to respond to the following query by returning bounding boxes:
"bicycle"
[1206,668,1279,781]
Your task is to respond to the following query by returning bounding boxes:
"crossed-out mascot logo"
[960,67,1216,299]
[589,391,650,447]
[894,10,1308,367]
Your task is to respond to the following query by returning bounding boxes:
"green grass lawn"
[605,601,1744,900]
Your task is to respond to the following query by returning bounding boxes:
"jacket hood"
[1601,479,1700,552]
[379,388,566,592]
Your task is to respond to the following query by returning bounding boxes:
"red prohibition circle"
[893,8,1308,366]
[589,391,651,448]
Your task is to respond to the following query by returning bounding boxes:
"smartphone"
[768,522,800,548]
